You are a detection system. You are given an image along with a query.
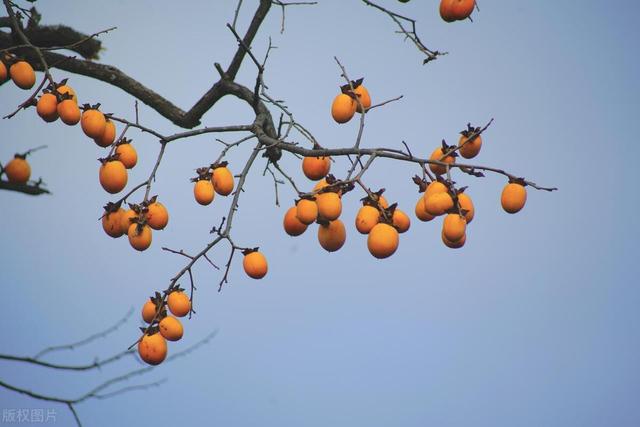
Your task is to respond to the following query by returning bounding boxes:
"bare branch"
[33,308,134,359]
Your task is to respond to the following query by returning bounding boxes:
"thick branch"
[23,24,104,59]
[0,180,50,195]
[0,0,274,129]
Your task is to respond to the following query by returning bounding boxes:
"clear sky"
[1,1,639,426]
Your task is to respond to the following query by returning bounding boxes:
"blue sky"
[1,1,639,426]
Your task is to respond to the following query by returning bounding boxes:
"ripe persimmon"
[415,197,435,222]
[375,194,389,209]
[167,291,191,317]
[102,208,124,238]
[283,206,308,236]
[243,251,268,279]
[392,209,411,233]
[36,93,58,122]
[355,205,380,234]
[331,93,356,124]
[194,180,214,205]
[439,0,456,22]
[159,316,184,341]
[81,108,107,139]
[450,0,475,21]
[353,84,371,113]
[302,156,331,181]
[115,143,138,169]
[442,231,466,249]
[457,192,474,223]
[367,223,399,259]
[128,223,152,251]
[4,156,30,184]
[0,61,6,82]
[141,299,157,323]
[424,192,454,216]
[459,132,482,159]
[440,0,475,22]
[429,147,455,175]
[424,181,448,199]
[318,219,346,252]
[99,160,127,194]
[296,198,318,224]
[56,84,77,103]
[138,332,167,366]
[442,214,467,242]
[94,119,116,147]
[212,166,234,196]
[119,209,136,235]
[316,191,342,221]
[57,99,81,125]
[501,182,527,214]
[9,61,35,89]
[146,201,169,230]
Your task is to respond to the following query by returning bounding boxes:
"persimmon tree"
[0,0,556,424]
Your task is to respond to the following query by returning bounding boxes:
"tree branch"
[0,179,50,195]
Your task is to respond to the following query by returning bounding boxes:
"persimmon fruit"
[94,119,116,147]
[331,93,356,124]
[0,61,6,82]
[354,84,371,113]
[459,133,482,159]
[302,156,331,181]
[355,205,379,234]
[316,191,342,221]
[141,299,157,323]
[367,223,399,259]
[194,180,215,205]
[81,108,107,139]
[146,202,169,230]
[457,192,475,223]
[392,209,411,233]
[424,191,454,216]
[115,143,138,169]
[429,147,455,175]
[119,209,136,235]
[159,316,184,341]
[138,332,167,366]
[501,182,527,214]
[243,251,268,279]
[102,208,124,238]
[425,181,448,199]
[56,84,77,103]
[212,166,234,196]
[36,93,58,122]
[442,214,467,242]
[283,207,308,236]
[415,197,435,222]
[128,223,152,251]
[99,160,128,194]
[376,194,389,209]
[57,99,81,125]
[9,61,35,89]
[4,156,30,184]
[167,291,191,317]
[318,219,346,252]
[440,0,475,22]
[296,198,318,225]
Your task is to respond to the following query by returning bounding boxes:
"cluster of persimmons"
[137,288,190,365]
[3,27,532,366]
[1,56,37,184]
